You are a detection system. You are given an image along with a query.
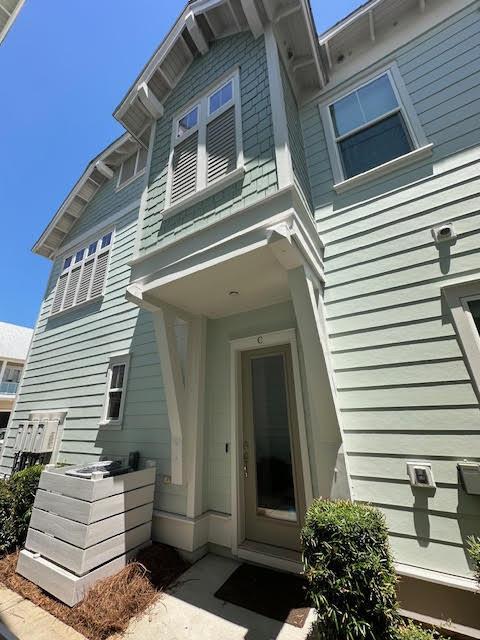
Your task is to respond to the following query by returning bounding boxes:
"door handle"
[243,440,249,478]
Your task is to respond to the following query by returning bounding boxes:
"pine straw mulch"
[0,543,188,640]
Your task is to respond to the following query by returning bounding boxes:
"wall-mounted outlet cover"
[407,462,436,488]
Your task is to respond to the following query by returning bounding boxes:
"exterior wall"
[140,31,278,253]
[300,3,480,577]
[0,171,186,515]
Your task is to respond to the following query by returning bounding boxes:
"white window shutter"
[206,106,236,184]
[51,273,68,314]
[63,266,81,309]
[171,132,199,204]
[90,250,109,298]
[76,258,94,304]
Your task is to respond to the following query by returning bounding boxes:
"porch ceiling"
[143,245,290,319]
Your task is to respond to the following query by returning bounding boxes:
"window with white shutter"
[51,231,113,315]
[166,71,242,208]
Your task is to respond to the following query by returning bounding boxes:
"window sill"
[333,144,434,194]
[162,166,245,220]
[50,295,104,319]
[99,420,122,431]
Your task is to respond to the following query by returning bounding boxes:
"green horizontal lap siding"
[62,166,144,244]
[0,204,186,515]
[300,4,480,578]
[140,31,277,254]
[280,59,313,212]
[321,147,480,577]
[301,2,480,215]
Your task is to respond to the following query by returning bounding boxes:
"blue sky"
[0,0,361,328]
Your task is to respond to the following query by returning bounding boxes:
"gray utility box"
[16,465,155,606]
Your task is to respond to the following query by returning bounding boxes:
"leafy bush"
[467,536,480,585]
[301,499,399,640]
[396,621,448,640]
[0,465,43,555]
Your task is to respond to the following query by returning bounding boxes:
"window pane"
[209,80,233,114]
[468,300,480,335]
[330,92,364,137]
[88,241,97,256]
[137,146,148,172]
[111,364,125,389]
[178,106,198,137]
[107,391,122,419]
[339,112,413,179]
[75,249,84,263]
[357,74,398,123]
[63,256,72,270]
[101,232,112,248]
[120,154,136,185]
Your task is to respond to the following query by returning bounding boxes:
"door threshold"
[237,541,303,574]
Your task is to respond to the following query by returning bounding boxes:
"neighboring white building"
[0,0,25,45]
[0,322,32,440]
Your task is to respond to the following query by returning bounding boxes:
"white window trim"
[116,147,147,192]
[443,279,480,403]
[319,63,430,193]
[51,229,114,316]
[164,66,244,211]
[99,352,131,430]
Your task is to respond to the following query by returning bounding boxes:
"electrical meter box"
[407,462,436,488]
[457,462,480,496]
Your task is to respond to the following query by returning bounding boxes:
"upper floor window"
[3,364,22,383]
[166,71,242,208]
[51,231,113,315]
[320,66,429,188]
[117,146,148,189]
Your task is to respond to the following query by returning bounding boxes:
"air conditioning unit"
[31,420,59,454]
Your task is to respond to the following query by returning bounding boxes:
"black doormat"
[214,563,310,627]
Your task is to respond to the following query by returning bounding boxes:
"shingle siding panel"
[140,31,277,254]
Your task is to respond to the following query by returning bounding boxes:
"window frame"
[51,229,114,316]
[99,353,131,430]
[319,63,430,190]
[165,67,243,210]
[116,147,148,191]
[443,279,480,403]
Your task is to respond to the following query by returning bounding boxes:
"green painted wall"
[0,173,186,515]
[299,3,480,577]
[140,31,278,253]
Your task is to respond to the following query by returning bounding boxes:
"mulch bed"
[0,543,188,640]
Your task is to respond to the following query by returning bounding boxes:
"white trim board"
[229,328,313,554]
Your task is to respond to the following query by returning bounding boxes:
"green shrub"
[301,499,399,640]
[396,621,448,640]
[0,465,43,556]
[467,536,480,585]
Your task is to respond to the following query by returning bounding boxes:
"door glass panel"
[250,354,296,522]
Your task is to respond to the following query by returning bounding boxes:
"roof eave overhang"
[33,133,142,259]
[114,0,327,141]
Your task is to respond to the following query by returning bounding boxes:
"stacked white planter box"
[16,465,155,606]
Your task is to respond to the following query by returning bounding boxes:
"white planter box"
[16,465,156,606]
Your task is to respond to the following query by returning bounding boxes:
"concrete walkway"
[0,587,85,640]
[124,554,316,640]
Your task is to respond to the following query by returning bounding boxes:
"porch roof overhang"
[126,184,324,320]
[114,0,327,143]
[32,133,146,259]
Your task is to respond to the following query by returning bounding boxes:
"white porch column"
[288,265,351,500]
